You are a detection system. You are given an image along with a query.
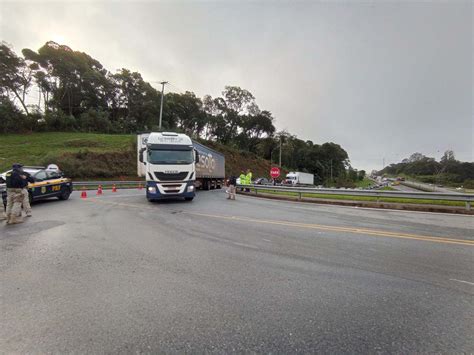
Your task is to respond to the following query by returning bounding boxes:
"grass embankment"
[247,188,465,207]
[0,132,273,179]
[0,132,136,179]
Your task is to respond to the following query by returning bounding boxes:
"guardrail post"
[376,192,380,204]
[466,201,471,211]
[298,192,302,201]
[255,188,258,196]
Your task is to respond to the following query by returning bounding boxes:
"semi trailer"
[137,132,225,201]
[284,171,314,186]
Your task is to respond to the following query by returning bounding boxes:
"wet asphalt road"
[1,189,473,353]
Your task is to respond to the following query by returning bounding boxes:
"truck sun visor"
[147,144,193,151]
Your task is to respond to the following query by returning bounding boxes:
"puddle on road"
[1,220,65,239]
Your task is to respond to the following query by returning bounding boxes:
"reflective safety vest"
[246,172,252,185]
[239,174,246,185]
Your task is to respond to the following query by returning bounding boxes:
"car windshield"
[148,149,193,164]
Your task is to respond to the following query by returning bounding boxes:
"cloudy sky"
[1,0,472,171]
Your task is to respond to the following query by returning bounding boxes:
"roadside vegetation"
[0,132,273,179]
[379,152,473,189]
[1,40,363,185]
[354,177,375,189]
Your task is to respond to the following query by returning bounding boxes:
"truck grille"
[162,184,182,194]
[154,172,188,181]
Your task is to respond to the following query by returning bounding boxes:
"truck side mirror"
[139,148,146,163]
[194,150,200,163]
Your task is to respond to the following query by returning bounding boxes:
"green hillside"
[0,132,273,179]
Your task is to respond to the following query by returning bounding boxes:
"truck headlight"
[187,185,195,192]
[148,186,156,193]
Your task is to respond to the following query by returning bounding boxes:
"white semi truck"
[137,132,225,201]
[284,171,314,186]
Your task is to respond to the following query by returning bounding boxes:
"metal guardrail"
[237,184,474,211]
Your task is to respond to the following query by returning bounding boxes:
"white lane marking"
[231,241,259,249]
[450,279,474,286]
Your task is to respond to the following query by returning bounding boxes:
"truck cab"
[139,132,198,201]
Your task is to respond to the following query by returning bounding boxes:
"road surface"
[1,189,473,353]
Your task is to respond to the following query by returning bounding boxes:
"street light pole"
[158,81,168,129]
[279,136,282,167]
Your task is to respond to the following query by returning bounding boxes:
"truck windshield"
[148,149,193,164]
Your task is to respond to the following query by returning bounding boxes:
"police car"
[1,165,73,208]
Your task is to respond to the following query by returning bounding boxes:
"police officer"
[21,170,34,217]
[5,163,28,225]
[227,175,237,200]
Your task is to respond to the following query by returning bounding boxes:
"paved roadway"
[1,189,473,353]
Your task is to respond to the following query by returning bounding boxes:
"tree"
[0,42,33,115]
[203,86,259,143]
[110,68,160,131]
[163,91,206,136]
[23,41,112,117]
[408,152,426,163]
[441,150,456,163]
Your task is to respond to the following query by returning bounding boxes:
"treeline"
[379,151,474,187]
[0,40,358,185]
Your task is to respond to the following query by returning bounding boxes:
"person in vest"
[245,169,253,192]
[239,170,246,191]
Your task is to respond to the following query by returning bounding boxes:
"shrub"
[463,180,474,189]
[41,148,136,178]
[78,109,112,133]
[0,98,28,133]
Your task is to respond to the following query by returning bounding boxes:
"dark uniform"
[5,164,28,224]
[227,175,237,200]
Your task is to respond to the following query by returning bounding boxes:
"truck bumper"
[146,181,196,200]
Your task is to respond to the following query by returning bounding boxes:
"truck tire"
[184,197,194,201]
[204,180,210,190]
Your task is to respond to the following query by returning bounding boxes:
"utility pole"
[279,136,282,167]
[158,81,168,129]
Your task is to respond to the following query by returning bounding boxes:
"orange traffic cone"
[97,185,103,195]
[112,184,117,193]
[81,187,87,199]
[138,183,143,190]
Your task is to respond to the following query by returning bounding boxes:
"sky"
[1,0,472,171]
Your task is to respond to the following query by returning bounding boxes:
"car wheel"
[184,197,194,201]
[58,187,71,200]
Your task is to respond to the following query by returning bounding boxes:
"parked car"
[1,165,73,209]
[254,177,270,185]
